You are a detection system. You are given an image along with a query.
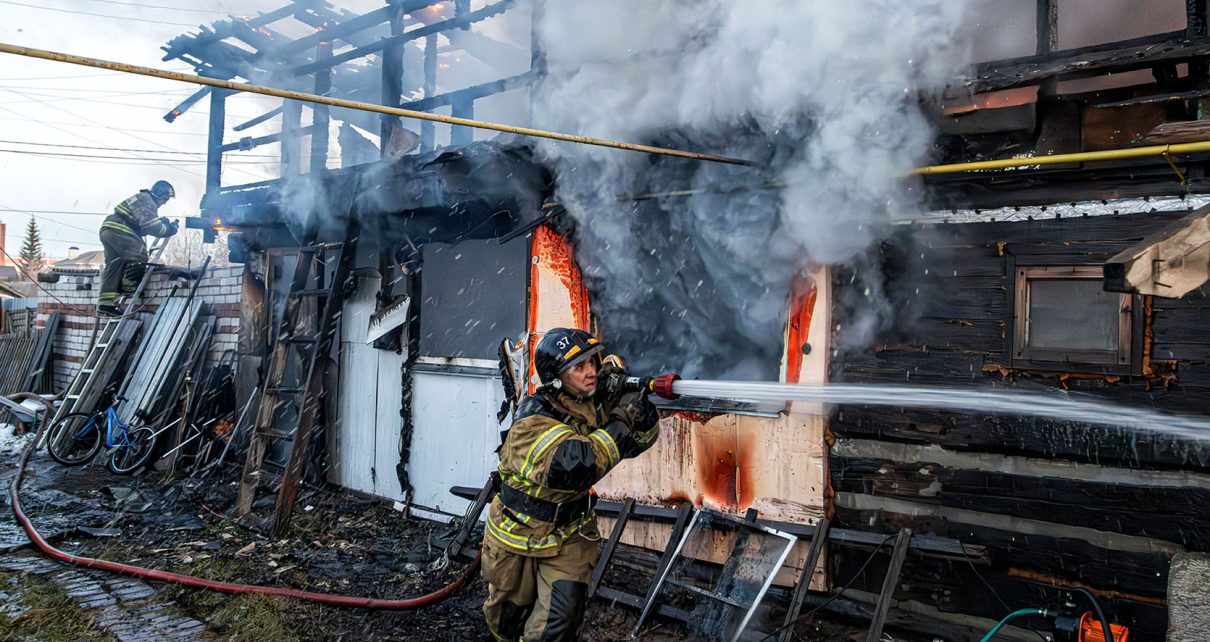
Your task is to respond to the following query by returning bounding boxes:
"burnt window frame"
[1008,264,1143,375]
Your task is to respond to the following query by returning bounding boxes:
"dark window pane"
[1028,279,1119,351]
[418,237,528,360]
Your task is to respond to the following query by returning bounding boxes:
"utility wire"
[0,0,198,27]
[0,204,106,318]
[0,115,209,136]
[76,0,224,15]
[0,139,278,158]
[0,94,203,179]
[0,205,106,240]
[0,72,125,81]
[758,536,896,641]
[0,148,273,165]
[0,90,267,182]
[0,209,110,216]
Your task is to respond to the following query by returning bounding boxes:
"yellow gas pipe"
[4,41,1209,177]
[0,42,752,167]
[911,142,1210,179]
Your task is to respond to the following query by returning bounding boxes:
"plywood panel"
[593,266,831,589]
[408,370,505,515]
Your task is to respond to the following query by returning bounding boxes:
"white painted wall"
[332,274,407,501]
[406,358,505,519]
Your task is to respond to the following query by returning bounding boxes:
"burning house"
[149,0,1210,639]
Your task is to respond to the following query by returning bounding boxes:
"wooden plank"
[832,457,1210,548]
[778,517,830,642]
[967,31,1201,93]
[867,529,912,642]
[589,498,635,598]
[635,502,693,632]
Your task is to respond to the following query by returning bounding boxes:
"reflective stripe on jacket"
[113,191,171,237]
[486,392,623,557]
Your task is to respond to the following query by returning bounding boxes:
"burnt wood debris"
[5,0,1210,641]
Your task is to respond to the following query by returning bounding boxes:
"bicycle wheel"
[47,413,103,466]
[107,426,158,475]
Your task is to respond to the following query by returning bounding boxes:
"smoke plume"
[532,1,975,380]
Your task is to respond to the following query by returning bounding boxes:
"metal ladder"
[234,240,354,536]
[39,237,171,447]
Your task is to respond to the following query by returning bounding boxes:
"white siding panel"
[407,370,504,516]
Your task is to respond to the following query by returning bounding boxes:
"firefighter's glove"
[611,392,660,456]
[597,356,629,405]
[163,218,180,236]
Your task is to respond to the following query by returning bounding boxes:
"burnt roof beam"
[398,71,533,112]
[255,3,398,60]
[294,7,384,49]
[965,30,1210,93]
[289,0,516,77]
[161,1,327,63]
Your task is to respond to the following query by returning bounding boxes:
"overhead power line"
[0,139,278,158]
[0,88,269,182]
[0,0,198,27]
[0,72,125,81]
[78,0,223,15]
[0,115,209,136]
[0,41,755,167]
[0,148,274,165]
[0,209,110,216]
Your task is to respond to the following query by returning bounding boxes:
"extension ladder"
[39,237,171,447]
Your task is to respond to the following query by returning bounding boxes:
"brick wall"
[36,265,244,393]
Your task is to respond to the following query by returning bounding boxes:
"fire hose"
[8,408,480,610]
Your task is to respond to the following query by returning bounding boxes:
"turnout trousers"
[98,227,147,308]
[481,532,597,642]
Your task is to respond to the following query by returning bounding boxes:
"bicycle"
[46,390,159,475]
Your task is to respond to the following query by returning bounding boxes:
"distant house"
[49,247,105,275]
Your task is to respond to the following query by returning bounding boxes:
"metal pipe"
[912,141,1210,175]
[0,42,752,167]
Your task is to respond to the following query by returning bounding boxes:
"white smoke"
[532,1,976,379]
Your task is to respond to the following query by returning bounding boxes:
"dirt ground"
[0,442,878,641]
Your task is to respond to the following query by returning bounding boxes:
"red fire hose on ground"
[8,411,481,610]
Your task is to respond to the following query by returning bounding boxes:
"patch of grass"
[208,593,312,642]
[0,569,118,642]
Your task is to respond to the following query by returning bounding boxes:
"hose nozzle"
[603,372,681,400]
[649,373,680,400]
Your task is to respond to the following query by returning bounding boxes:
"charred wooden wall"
[829,211,1210,641]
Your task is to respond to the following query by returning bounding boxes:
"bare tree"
[162,229,230,268]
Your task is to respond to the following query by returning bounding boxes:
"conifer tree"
[17,217,46,277]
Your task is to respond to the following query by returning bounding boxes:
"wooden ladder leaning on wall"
[233,235,356,537]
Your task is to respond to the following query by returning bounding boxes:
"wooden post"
[381,0,406,157]
[867,529,913,642]
[779,517,832,642]
[1037,0,1059,96]
[1189,0,1209,39]
[451,96,474,147]
[420,34,438,152]
[280,97,302,177]
[1036,0,1058,54]
[588,498,636,598]
[311,41,332,172]
[205,86,227,195]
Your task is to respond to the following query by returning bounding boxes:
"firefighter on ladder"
[482,328,661,641]
[98,180,179,316]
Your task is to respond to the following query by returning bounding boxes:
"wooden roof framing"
[162,0,534,224]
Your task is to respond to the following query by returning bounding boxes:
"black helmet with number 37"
[534,328,603,387]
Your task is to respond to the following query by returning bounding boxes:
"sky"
[0,0,277,258]
[0,0,399,259]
